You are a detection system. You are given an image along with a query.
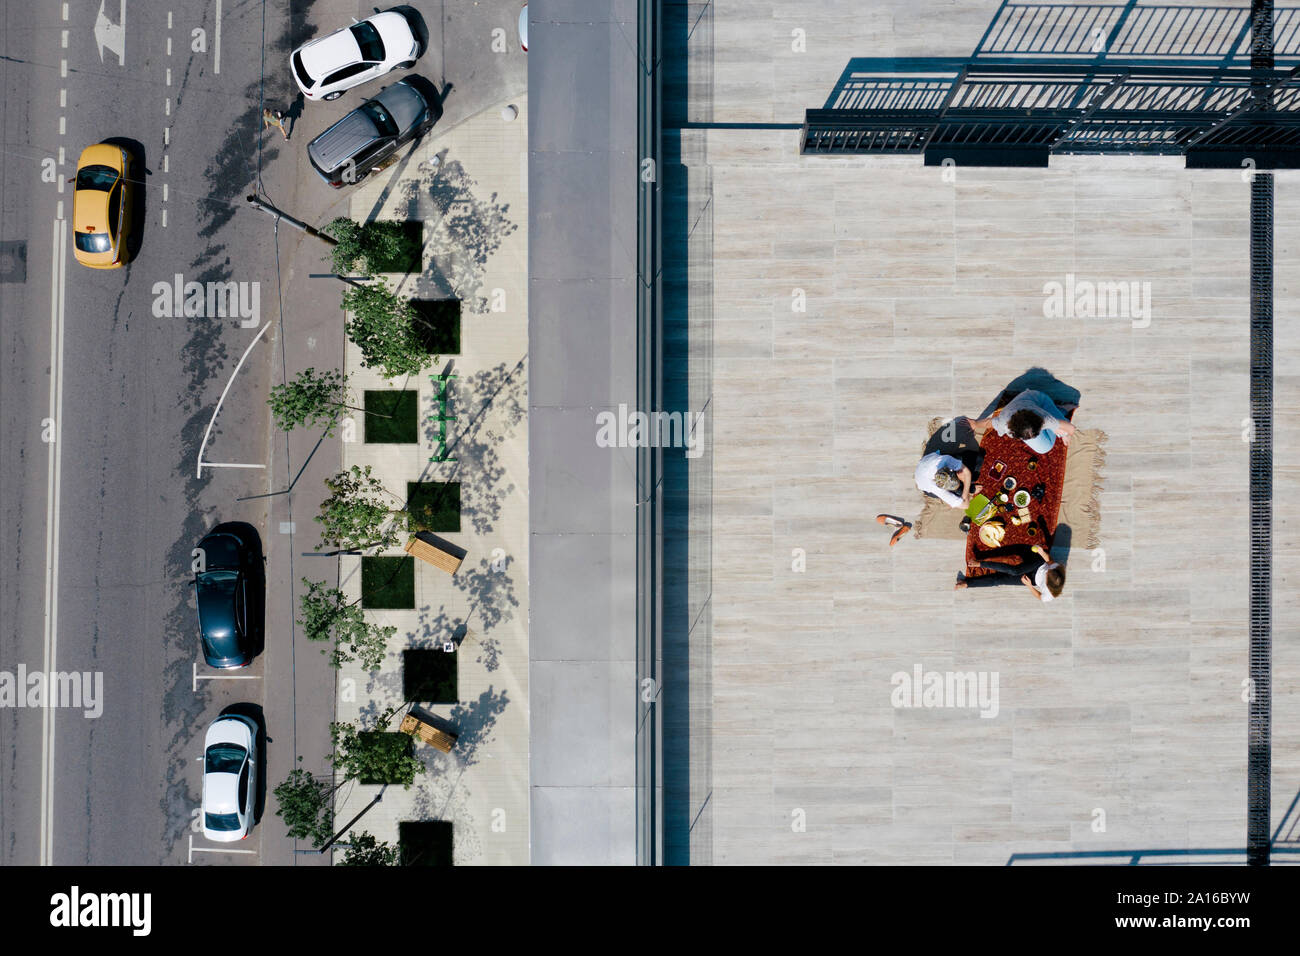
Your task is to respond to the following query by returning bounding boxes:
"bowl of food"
[1003,475,1017,491]
[1013,489,1030,508]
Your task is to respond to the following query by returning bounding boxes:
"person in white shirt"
[968,390,1077,453]
[915,452,975,508]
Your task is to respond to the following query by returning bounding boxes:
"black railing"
[803,63,1300,160]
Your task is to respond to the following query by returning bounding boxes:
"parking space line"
[196,321,271,477]
[188,836,258,862]
[192,662,263,692]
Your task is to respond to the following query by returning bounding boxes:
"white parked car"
[201,715,258,842]
[291,10,421,101]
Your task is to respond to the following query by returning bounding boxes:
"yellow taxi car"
[72,143,134,269]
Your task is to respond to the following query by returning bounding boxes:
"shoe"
[889,522,911,547]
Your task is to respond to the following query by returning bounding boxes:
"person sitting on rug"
[955,532,1066,602]
[914,452,978,508]
[968,390,1078,453]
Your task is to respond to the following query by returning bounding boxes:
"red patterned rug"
[964,429,1067,577]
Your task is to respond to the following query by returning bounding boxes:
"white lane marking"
[60,59,67,78]
[214,0,222,74]
[166,37,172,57]
[93,0,126,66]
[165,98,171,116]
[62,2,68,20]
[40,217,68,866]
[166,67,171,86]
[196,322,272,477]
[192,663,264,692]
[164,126,170,146]
[163,184,169,201]
[168,11,172,28]
[56,200,63,221]
[58,145,64,164]
[58,117,65,135]
[57,142,65,192]
[59,90,66,108]
[162,209,168,228]
[188,836,257,862]
[163,155,169,173]
[61,30,68,48]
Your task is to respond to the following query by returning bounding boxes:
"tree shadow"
[397,154,519,312]
[446,686,510,768]
[417,358,526,536]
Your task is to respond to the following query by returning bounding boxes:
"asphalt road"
[0,0,525,867]
[0,0,297,866]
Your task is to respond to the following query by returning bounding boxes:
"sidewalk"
[333,94,530,864]
[253,151,347,867]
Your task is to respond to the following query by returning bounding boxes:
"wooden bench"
[404,533,463,575]
[399,714,458,753]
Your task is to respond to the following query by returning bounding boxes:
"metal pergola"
[801,0,1280,866]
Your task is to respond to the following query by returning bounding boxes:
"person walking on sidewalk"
[262,107,290,141]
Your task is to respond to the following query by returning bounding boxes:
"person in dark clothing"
[955,518,1066,601]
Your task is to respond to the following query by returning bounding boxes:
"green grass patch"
[399,821,454,866]
[364,390,418,443]
[365,220,423,274]
[402,649,458,704]
[357,732,414,785]
[411,299,461,355]
[360,556,415,609]
[406,481,460,533]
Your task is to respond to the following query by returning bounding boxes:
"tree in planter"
[324,217,409,277]
[330,715,425,787]
[273,767,336,848]
[343,282,436,380]
[337,831,399,867]
[315,464,405,553]
[268,368,351,435]
[298,577,397,670]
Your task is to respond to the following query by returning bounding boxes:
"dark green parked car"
[194,525,261,668]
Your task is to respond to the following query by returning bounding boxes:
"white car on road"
[291,10,421,101]
[201,714,258,843]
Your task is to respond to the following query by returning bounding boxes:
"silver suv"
[307,78,440,188]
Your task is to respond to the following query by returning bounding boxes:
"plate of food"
[978,520,1006,548]
[1013,489,1030,508]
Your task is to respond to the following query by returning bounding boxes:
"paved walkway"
[671,0,1300,864]
[333,94,530,865]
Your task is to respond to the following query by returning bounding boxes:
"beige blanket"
[912,420,1107,551]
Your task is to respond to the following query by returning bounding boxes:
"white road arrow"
[93,0,125,66]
